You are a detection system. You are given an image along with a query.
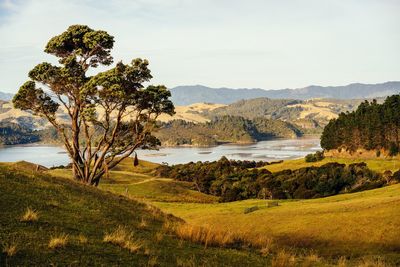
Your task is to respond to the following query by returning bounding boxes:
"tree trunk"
[71,108,84,181]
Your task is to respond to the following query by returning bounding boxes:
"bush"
[244,206,259,214]
[305,151,324,162]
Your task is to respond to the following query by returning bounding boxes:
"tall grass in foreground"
[163,221,274,249]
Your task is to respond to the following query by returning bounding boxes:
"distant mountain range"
[0,92,14,102]
[170,81,400,105]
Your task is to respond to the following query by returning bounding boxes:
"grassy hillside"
[157,103,226,123]
[156,184,400,265]
[262,156,400,173]
[4,158,400,266]
[0,162,268,266]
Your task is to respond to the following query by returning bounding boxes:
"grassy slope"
[263,156,400,173]
[48,159,218,203]
[155,184,400,264]
[0,162,266,266]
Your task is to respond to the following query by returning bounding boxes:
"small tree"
[13,25,174,185]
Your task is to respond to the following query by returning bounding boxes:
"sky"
[0,0,399,93]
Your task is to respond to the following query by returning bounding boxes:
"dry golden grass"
[259,238,274,256]
[48,234,68,249]
[77,234,88,244]
[271,250,296,267]
[3,243,17,257]
[356,257,390,267]
[337,256,348,267]
[157,103,226,123]
[165,222,245,248]
[20,207,38,222]
[103,226,143,253]
[138,217,148,229]
[287,102,338,120]
[301,251,321,267]
[154,231,164,243]
[147,256,158,267]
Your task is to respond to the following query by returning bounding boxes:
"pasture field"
[263,157,400,173]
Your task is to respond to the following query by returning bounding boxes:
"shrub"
[388,142,399,156]
[267,201,279,208]
[305,151,324,162]
[244,206,259,214]
[20,207,38,222]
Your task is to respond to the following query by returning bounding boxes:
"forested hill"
[170,82,400,105]
[321,94,400,156]
[155,116,302,146]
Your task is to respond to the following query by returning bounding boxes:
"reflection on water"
[0,138,321,167]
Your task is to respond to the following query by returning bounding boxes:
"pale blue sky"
[0,0,399,93]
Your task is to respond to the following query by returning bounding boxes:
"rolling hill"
[0,161,267,266]
[47,157,400,266]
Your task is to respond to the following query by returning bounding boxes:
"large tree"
[13,25,175,185]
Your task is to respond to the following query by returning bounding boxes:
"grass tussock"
[48,234,68,249]
[154,231,164,243]
[301,251,321,267]
[271,250,296,267]
[20,207,38,222]
[138,217,148,229]
[176,255,197,267]
[77,234,88,244]
[3,243,17,257]
[259,238,274,256]
[103,226,143,253]
[147,256,158,267]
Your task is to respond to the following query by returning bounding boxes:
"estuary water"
[0,138,321,167]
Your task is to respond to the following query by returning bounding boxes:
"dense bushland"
[156,157,387,202]
[321,95,400,155]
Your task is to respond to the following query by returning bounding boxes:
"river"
[0,138,321,167]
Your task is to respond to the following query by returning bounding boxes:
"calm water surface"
[0,138,321,167]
